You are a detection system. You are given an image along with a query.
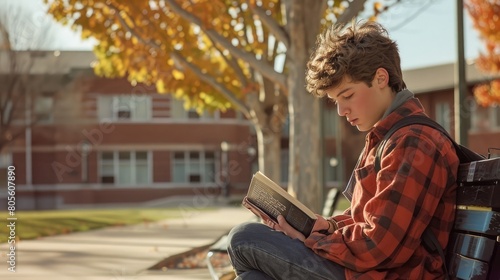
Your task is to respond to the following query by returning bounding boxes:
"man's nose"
[337,102,348,117]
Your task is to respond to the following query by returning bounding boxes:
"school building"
[0,51,499,210]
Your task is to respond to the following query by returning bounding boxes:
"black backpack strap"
[422,228,449,280]
[375,115,484,173]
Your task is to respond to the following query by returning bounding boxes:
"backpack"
[374,114,485,279]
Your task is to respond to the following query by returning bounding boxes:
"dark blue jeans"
[227,222,346,280]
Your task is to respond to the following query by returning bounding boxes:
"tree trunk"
[247,80,286,184]
[286,0,326,213]
[255,124,281,183]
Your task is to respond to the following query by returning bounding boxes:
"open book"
[242,171,317,236]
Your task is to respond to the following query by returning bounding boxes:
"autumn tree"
[44,0,396,211]
[465,0,500,106]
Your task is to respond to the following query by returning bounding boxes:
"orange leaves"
[473,79,500,107]
[476,50,500,73]
[466,0,500,43]
[465,0,500,106]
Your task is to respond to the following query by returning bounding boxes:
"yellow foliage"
[44,0,384,112]
[156,79,166,93]
[172,69,185,80]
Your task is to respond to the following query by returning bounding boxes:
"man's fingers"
[277,215,305,241]
[264,220,278,230]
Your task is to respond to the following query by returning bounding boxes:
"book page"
[250,180,288,219]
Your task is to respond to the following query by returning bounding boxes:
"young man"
[227,20,459,279]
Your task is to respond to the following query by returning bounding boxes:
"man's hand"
[265,214,333,242]
[312,215,331,232]
[276,215,306,241]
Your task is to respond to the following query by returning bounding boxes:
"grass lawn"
[0,208,208,243]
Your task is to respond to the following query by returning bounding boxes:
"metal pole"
[25,89,32,186]
[220,141,229,197]
[454,0,470,145]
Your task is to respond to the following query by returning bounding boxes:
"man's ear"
[374,68,389,88]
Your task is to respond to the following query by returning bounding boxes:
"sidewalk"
[0,205,253,280]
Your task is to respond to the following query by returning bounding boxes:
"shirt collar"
[369,97,427,141]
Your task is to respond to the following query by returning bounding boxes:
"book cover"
[456,183,500,209]
[242,171,317,236]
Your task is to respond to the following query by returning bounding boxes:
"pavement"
[0,197,254,280]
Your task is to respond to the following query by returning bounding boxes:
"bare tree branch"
[0,5,67,152]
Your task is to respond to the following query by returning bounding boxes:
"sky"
[375,0,483,70]
[2,0,485,71]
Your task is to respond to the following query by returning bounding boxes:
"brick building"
[1,51,499,209]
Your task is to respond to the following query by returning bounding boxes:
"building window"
[471,102,489,131]
[172,151,216,183]
[471,102,500,131]
[35,96,54,123]
[187,110,200,119]
[170,98,220,120]
[492,106,500,129]
[98,95,151,121]
[435,102,451,133]
[323,107,338,137]
[100,152,115,183]
[0,153,12,192]
[99,151,151,185]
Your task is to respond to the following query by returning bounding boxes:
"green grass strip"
[0,208,210,243]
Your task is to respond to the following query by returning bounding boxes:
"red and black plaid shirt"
[305,98,459,279]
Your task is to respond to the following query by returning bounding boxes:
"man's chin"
[356,124,368,132]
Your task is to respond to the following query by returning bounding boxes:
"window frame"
[98,95,152,122]
[171,150,216,183]
[98,150,151,186]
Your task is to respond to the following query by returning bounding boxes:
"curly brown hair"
[306,20,406,97]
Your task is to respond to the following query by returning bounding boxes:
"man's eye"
[344,94,353,100]
[328,98,337,105]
